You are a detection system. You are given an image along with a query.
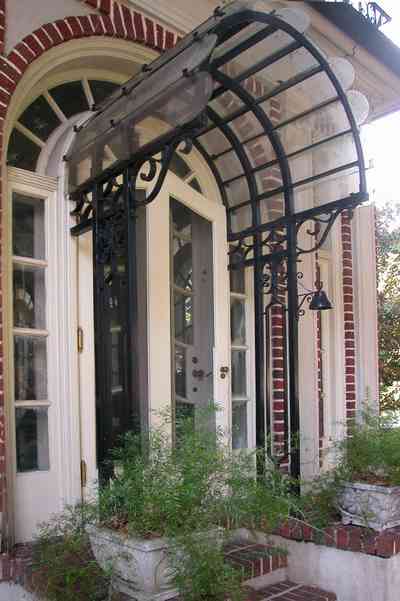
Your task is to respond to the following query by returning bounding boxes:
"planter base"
[339,482,400,531]
[110,581,178,601]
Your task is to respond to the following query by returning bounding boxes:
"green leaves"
[339,408,400,485]
[376,203,400,410]
[32,505,108,601]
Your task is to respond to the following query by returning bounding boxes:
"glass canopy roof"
[67,0,368,241]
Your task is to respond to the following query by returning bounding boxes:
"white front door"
[8,171,64,542]
[77,169,231,494]
[147,172,231,435]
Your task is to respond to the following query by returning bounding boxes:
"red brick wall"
[341,212,357,424]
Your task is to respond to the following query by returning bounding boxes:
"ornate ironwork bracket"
[228,196,361,318]
[132,135,194,207]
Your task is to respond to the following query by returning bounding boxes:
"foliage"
[376,203,400,411]
[32,407,300,601]
[171,534,243,601]
[299,470,343,531]
[98,406,296,539]
[31,504,109,601]
[297,408,400,530]
[97,405,298,600]
[337,408,400,485]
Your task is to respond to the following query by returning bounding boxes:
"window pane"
[19,95,61,141]
[13,264,46,329]
[89,80,119,107]
[110,320,123,395]
[169,152,191,179]
[13,194,45,259]
[14,336,47,401]
[175,345,187,399]
[49,81,89,118]
[229,251,245,294]
[173,236,193,290]
[174,292,193,345]
[231,298,246,345]
[7,128,41,172]
[189,178,202,194]
[16,407,49,472]
[232,401,247,449]
[231,349,246,398]
[172,200,193,291]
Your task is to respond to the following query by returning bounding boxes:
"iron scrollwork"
[70,190,95,236]
[296,208,346,256]
[95,178,126,285]
[132,135,194,207]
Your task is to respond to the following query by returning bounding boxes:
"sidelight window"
[12,192,50,472]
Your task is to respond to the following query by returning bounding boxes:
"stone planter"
[339,482,400,531]
[87,524,223,601]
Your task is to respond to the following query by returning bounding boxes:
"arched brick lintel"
[0,9,179,126]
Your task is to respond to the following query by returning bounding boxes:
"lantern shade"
[309,289,333,311]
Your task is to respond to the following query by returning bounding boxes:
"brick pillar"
[342,212,356,424]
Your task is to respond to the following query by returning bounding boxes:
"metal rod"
[206,65,324,136]
[286,216,300,480]
[225,160,361,214]
[212,24,277,69]
[221,128,353,188]
[228,192,366,246]
[273,96,340,131]
[254,235,266,476]
[236,40,303,83]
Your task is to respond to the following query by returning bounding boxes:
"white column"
[352,205,379,408]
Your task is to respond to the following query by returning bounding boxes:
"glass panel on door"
[170,198,214,433]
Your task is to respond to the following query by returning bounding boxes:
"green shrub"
[98,406,296,539]
[172,534,243,601]
[339,409,400,485]
[32,504,109,601]
[33,406,300,601]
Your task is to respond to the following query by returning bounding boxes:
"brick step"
[224,540,288,581]
[244,581,337,600]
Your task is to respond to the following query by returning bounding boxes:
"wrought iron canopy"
[66,1,371,478]
[68,0,369,247]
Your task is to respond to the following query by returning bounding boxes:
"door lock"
[220,366,229,379]
[192,369,205,380]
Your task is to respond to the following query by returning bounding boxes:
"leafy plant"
[171,534,243,601]
[32,406,300,601]
[31,504,110,601]
[98,406,295,539]
[338,408,400,485]
[298,470,343,530]
[96,405,297,600]
[376,203,400,410]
